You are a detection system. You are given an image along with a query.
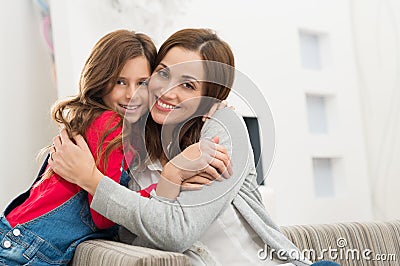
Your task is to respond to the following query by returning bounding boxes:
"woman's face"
[148,47,205,125]
[102,56,150,123]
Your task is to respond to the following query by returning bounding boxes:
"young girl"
[0,29,157,266]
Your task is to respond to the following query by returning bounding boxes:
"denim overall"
[0,156,130,265]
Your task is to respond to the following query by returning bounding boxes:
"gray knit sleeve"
[91,108,253,252]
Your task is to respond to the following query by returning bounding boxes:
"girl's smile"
[103,56,151,123]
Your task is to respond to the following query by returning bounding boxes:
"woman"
[50,29,338,265]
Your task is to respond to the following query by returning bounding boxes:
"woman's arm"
[93,108,252,252]
[51,108,252,252]
[51,131,231,197]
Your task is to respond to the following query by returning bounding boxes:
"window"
[299,31,321,69]
[306,94,328,134]
[312,158,335,197]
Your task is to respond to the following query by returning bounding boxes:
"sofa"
[71,220,400,266]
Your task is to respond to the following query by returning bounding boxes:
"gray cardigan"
[91,108,311,266]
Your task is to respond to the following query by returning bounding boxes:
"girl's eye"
[157,69,169,79]
[182,82,195,90]
[116,79,126,86]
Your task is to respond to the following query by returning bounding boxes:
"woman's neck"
[158,123,177,165]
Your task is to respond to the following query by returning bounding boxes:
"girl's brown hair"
[46,30,156,176]
[145,28,235,161]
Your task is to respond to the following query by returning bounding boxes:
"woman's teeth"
[157,100,175,109]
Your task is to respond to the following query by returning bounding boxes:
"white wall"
[351,0,400,220]
[0,1,58,209]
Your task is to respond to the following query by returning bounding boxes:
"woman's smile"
[154,96,180,112]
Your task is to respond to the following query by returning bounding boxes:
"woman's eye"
[138,80,149,86]
[157,69,169,79]
[182,82,195,90]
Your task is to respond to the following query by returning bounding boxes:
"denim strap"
[23,236,45,260]
[119,159,130,188]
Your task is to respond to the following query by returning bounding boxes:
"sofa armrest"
[281,220,400,265]
[71,239,190,266]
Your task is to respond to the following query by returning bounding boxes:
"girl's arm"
[83,112,124,229]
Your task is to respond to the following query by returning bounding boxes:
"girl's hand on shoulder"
[162,136,232,185]
[156,137,232,199]
[181,173,215,191]
[202,100,235,122]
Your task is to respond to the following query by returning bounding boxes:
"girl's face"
[148,47,205,125]
[103,56,150,123]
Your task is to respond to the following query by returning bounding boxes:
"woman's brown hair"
[145,28,235,161]
[45,30,156,176]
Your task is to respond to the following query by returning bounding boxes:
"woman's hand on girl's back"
[48,129,102,195]
[202,100,235,122]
